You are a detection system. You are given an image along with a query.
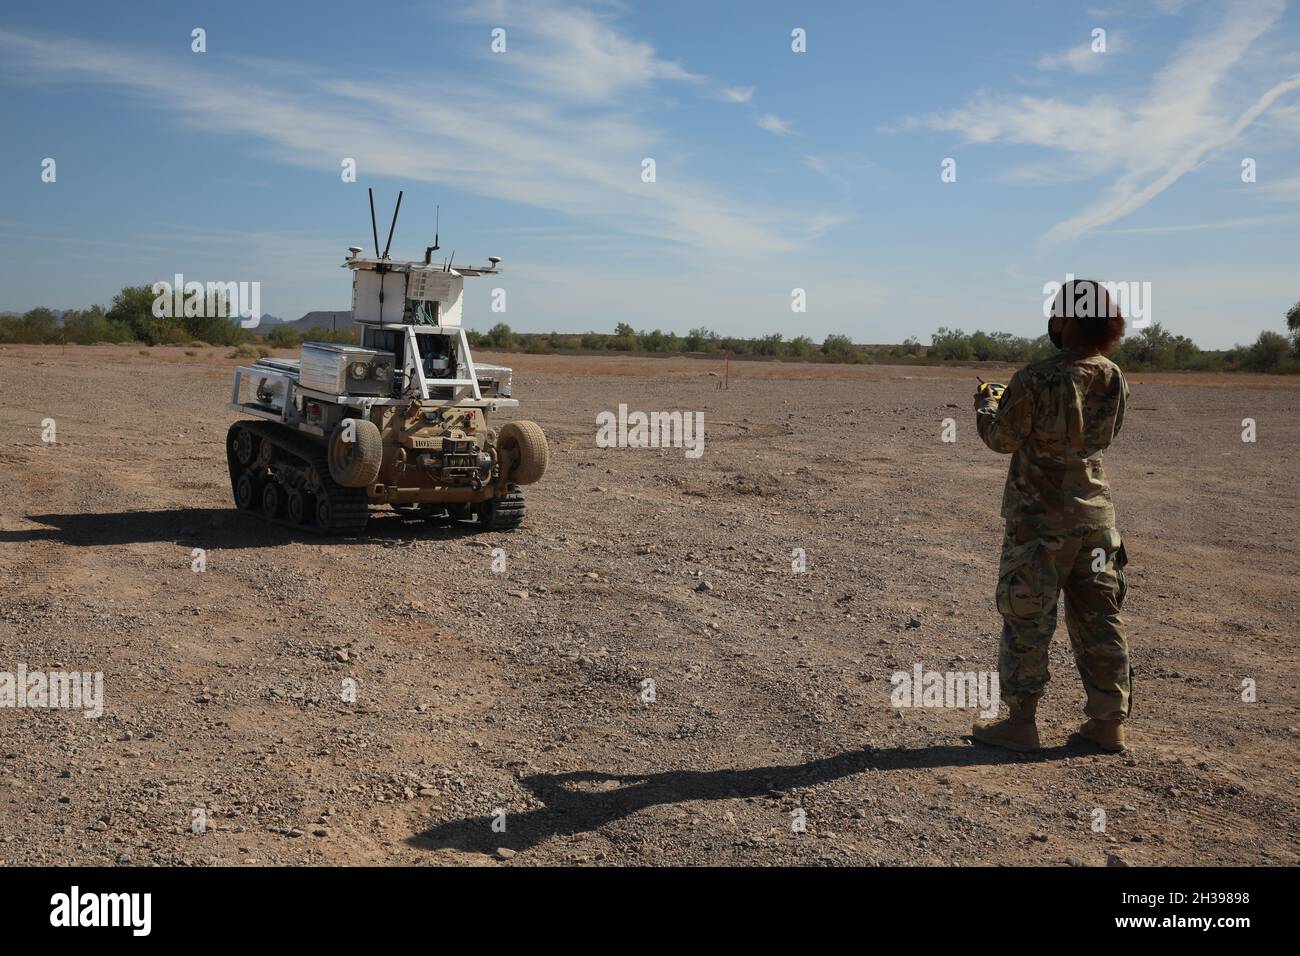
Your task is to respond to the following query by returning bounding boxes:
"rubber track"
[227,420,370,536]
[485,491,526,530]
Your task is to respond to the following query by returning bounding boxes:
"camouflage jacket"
[976,351,1128,530]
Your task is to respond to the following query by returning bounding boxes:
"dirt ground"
[0,343,1296,867]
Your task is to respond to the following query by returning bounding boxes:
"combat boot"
[1077,718,1126,753]
[971,695,1041,752]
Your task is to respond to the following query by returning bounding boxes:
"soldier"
[971,279,1132,753]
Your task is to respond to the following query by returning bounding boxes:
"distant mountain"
[282,311,355,334]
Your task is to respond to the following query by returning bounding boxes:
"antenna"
[368,188,380,257]
[425,205,441,264]
[381,190,403,259]
[445,249,455,273]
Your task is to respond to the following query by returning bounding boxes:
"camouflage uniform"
[976,351,1132,721]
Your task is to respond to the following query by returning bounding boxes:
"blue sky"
[1,0,1298,348]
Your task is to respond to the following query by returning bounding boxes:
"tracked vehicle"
[226,189,547,535]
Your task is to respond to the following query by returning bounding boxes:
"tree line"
[5,284,1299,374]
[0,285,252,347]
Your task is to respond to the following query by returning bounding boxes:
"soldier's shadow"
[407,742,1078,855]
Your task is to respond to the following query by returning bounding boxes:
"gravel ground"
[0,343,1296,866]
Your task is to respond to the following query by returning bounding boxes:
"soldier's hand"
[975,381,1006,407]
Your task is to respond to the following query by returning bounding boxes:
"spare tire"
[498,421,548,485]
[328,418,383,488]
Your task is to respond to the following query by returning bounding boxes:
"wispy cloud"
[900,0,1298,242]
[0,5,839,262]
[1094,213,1300,234]
[1036,32,1119,74]
[463,0,697,101]
[755,113,793,135]
[1254,174,1300,199]
[720,85,754,103]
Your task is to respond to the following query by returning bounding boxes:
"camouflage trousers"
[995,521,1132,720]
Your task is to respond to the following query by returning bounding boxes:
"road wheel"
[498,421,548,485]
[235,472,259,510]
[327,418,383,488]
[287,489,310,525]
[255,436,275,468]
[261,481,284,517]
[234,427,256,467]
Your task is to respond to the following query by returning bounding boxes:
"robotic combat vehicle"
[226,190,547,535]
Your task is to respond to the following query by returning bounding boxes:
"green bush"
[684,327,720,353]
[267,324,305,349]
[821,333,868,362]
[1111,322,1199,370]
[787,335,816,358]
[1242,331,1291,372]
[485,322,515,349]
[930,327,974,361]
[0,308,58,343]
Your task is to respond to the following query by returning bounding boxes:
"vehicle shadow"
[406,742,1082,856]
[0,507,498,549]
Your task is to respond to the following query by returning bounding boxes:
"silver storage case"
[473,363,513,398]
[298,342,394,396]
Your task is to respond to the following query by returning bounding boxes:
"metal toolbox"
[298,342,395,396]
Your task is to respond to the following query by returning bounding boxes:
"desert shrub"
[821,333,855,359]
[1242,331,1291,372]
[820,334,870,363]
[786,335,816,358]
[0,308,59,343]
[484,323,515,349]
[266,325,304,349]
[930,328,974,361]
[1111,322,1200,370]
